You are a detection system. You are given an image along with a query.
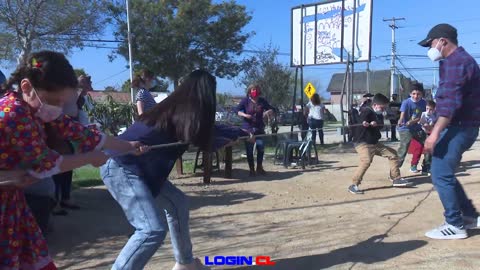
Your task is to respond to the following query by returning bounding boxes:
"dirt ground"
[47,139,480,270]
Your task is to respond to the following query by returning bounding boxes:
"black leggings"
[53,170,73,201]
[52,141,75,202]
[309,119,324,145]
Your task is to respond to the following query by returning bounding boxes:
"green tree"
[87,95,135,136]
[104,86,117,92]
[0,1,108,63]
[120,77,169,93]
[120,80,132,93]
[74,68,88,78]
[108,0,253,85]
[150,79,169,93]
[216,93,233,108]
[240,44,293,110]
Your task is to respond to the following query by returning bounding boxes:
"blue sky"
[3,0,480,97]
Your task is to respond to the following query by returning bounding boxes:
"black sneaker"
[392,178,414,187]
[348,184,364,194]
[463,216,480,229]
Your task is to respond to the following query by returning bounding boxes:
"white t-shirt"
[307,102,325,120]
[419,111,438,133]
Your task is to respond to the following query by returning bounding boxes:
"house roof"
[87,91,132,104]
[326,70,413,97]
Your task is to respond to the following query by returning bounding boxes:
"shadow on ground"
[47,185,267,269]
[180,160,354,187]
[180,168,305,186]
[232,234,427,270]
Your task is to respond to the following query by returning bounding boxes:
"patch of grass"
[73,178,104,188]
[72,165,103,188]
[183,160,195,174]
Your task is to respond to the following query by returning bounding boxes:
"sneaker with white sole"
[392,178,414,187]
[172,258,211,270]
[425,222,468,240]
[463,216,480,229]
[348,184,364,194]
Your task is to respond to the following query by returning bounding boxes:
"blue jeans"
[308,118,324,145]
[431,127,479,227]
[245,138,265,168]
[397,129,426,168]
[100,159,193,270]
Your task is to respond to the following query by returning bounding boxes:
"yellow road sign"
[304,82,316,98]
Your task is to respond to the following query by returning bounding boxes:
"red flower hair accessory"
[32,58,42,68]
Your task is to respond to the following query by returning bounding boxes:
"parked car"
[215,111,226,122]
[277,111,303,126]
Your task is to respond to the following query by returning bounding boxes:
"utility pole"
[126,0,134,104]
[366,61,370,94]
[383,17,405,98]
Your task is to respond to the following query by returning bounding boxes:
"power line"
[395,56,416,81]
[94,69,129,85]
[83,44,118,49]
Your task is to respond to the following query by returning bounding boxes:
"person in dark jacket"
[236,84,274,176]
[388,94,401,141]
[348,93,413,194]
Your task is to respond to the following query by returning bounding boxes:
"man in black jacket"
[348,94,413,194]
[388,94,401,141]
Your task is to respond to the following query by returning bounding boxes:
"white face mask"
[427,39,444,61]
[374,109,384,115]
[33,88,63,122]
[373,105,384,115]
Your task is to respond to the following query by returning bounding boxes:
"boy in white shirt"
[419,100,438,133]
[419,100,438,175]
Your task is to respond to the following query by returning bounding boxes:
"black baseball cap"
[418,23,458,47]
[363,93,374,98]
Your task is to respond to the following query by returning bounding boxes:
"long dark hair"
[311,93,321,105]
[139,70,216,150]
[1,50,77,94]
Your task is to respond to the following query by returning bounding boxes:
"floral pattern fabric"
[0,92,104,269]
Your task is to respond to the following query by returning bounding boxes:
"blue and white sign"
[291,0,373,66]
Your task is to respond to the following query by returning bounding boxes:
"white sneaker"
[172,258,211,270]
[463,216,480,229]
[425,223,468,240]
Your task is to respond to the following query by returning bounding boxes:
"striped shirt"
[436,47,480,126]
[135,88,156,113]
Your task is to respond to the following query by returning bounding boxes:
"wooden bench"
[197,146,233,184]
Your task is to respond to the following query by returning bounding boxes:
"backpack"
[348,107,361,141]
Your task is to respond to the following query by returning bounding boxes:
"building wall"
[330,93,364,105]
[324,103,344,123]
[331,94,341,104]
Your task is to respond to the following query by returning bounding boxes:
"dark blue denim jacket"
[113,122,246,196]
